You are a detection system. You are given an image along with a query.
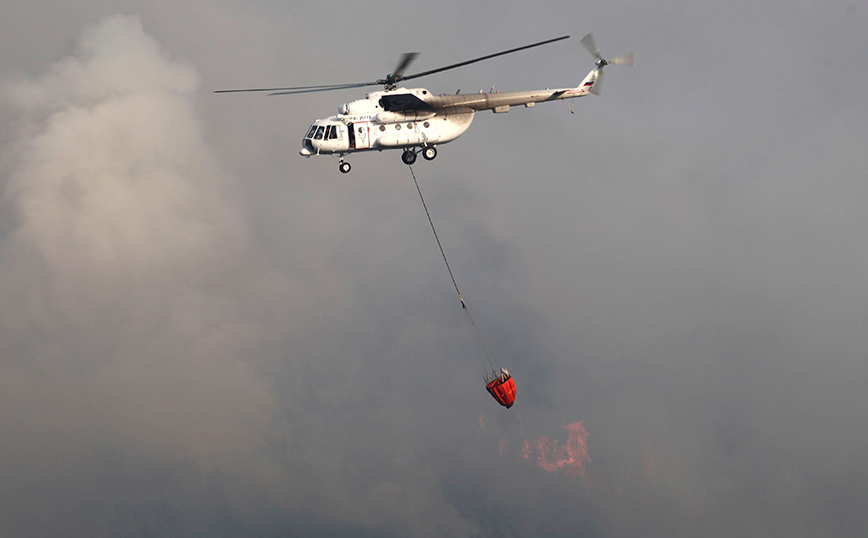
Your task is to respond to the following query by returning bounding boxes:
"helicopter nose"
[299,146,313,157]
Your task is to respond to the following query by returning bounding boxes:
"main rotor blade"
[400,35,570,83]
[214,82,377,94]
[217,35,571,96]
[392,52,419,78]
[580,33,601,60]
[267,83,375,96]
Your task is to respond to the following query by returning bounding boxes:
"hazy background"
[2,1,867,536]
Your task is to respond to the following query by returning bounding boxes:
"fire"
[487,414,593,483]
[522,421,591,481]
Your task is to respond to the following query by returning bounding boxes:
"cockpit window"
[314,126,325,140]
[306,126,317,139]
[326,125,340,139]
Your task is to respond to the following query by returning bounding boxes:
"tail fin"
[576,68,600,96]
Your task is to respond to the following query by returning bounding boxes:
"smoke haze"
[2,4,868,537]
[0,16,289,534]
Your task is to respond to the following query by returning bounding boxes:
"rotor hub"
[377,75,402,91]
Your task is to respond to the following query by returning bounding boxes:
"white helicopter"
[216,34,632,173]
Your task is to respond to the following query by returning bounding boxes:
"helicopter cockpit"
[300,120,349,156]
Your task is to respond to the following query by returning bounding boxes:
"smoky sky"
[2,2,868,537]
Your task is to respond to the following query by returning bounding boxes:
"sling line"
[408,164,495,376]
[409,164,461,300]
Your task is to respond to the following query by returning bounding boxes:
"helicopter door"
[352,121,372,149]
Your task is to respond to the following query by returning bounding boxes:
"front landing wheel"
[422,146,437,161]
[339,161,351,174]
[401,149,417,165]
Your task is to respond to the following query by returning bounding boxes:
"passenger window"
[314,126,325,140]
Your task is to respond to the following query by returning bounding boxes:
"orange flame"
[522,421,591,481]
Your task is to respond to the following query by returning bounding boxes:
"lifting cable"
[408,164,496,378]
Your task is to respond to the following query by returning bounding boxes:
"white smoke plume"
[0,16,481,537]
[0,15,287,476]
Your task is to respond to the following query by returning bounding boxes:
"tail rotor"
[580,33,633,95]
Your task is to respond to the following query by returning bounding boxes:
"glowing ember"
[521,439,533,459]
[522,421,591,480]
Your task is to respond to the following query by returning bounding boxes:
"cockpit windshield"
[305,123,342,141]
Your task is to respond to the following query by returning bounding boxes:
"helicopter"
[215,34,632,173]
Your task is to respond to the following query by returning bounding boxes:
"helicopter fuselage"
[216,33,633,173]
[299,68,600,164]
[299,88,475,157]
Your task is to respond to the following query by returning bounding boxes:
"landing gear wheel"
[401,149,417,165]
[339,161,351,174]
[422,146,437,161]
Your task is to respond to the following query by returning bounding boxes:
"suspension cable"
[409,164,461,300]
[408,164,495,377]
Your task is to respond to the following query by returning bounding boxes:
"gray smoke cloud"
[0,15,293,532]
[0,15,484,538]
[3,5,868,537]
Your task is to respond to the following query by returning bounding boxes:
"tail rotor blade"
[580,33,601,60]
[610,53,635,66]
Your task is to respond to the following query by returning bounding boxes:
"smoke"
[9,7,866,537]
[0,14,288,487]
[0,16,485,537]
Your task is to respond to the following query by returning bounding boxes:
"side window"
[328,126,339,139]
[314,126,325,140]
